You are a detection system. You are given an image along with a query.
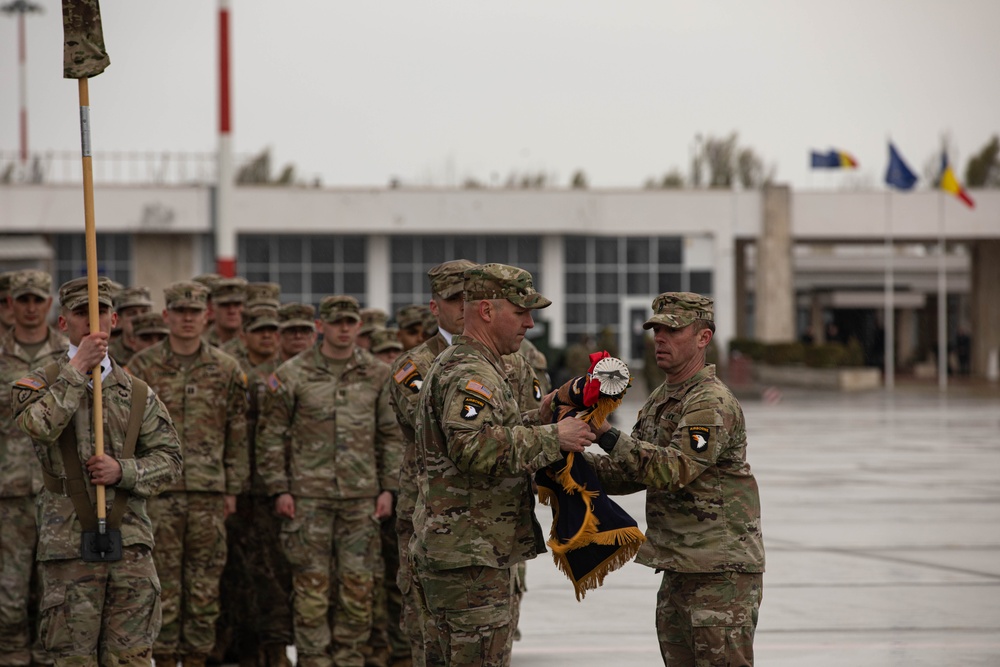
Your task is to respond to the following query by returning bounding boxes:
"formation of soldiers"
[0,264,550,667]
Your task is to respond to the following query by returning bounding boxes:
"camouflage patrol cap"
[164,281,209,310]
[0,271,16,297]
[192,273,224,292]
[10,270,52,300]
[463,263,551,310]
[58,276,114,311]
[371,327,403,353]
[211,277,248,305]
[642,292,714,330]
[114,286,153,311]
[359,308,388,335]
[243,305,280,332]
[395,305,426,330]
[132,312,169,336]
[428,259,478,299]
[246,282,281,308]
[319,295,361,323]
[422,309,439,337]
[278,302,316,330]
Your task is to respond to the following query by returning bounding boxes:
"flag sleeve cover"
[63,0,110,79]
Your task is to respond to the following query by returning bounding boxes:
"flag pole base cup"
[81,529,122,562]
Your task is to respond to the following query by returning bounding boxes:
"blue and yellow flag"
[810,149,858,169]
[885,142,918,190]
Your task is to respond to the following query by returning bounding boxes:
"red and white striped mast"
[2,0,42,166]
[216,0,236,277]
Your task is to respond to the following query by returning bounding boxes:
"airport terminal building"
[2,180,998,378]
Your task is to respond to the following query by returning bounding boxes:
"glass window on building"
[388,235,542,316]
[238,234,366,307]
[564,235,712,344]
[53,233,132,288]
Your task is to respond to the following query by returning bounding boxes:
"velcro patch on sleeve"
[685,408,720,426]
[14,377,45,391]
[464,380,493,400]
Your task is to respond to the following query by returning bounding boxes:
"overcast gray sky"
[1,0,997,189]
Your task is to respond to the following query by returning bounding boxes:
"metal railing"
[0,150,252,186]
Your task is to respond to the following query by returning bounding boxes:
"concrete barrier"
[753,364,882,391]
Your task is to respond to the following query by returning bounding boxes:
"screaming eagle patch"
[688,426,711,453]
[532,378,542,402]
[393,360,423,394]
[461,396,487,420]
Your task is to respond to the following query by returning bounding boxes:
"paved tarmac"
[512,383,1000,666]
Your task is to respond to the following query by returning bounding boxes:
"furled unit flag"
[939,153,975,208]
[885,142,918,191]
[63,0,110,79]
[810,149,858,169]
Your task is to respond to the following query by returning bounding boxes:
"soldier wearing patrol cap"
[207,277,248,348]
[410,263,595,666]
[277,303,317,362]
[357,308,388,351]
[371,327,403,364]
[256,295,402,667]
[394,305,427,351]
[12,276,182,665]
[245,282,281,309]
[0,271,69,665]
[131,312,169,353]
[0,271,16,334]
[126,281,250,667]
[109,286,154,366]
[588,292,765,666]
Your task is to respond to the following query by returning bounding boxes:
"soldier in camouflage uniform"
[205,278,247,348]
[0,271,15,335]
[221,283,281,364]
[277,303,317,362]
[108,287,154,367]
[130,312,168,354]
[357,308,388,351]
[394,306,427,352]
[126,281,249,667]
[216,306,293,666]
[370,327,402,365]
[256,295,402,667]
[589,293,765,666]
[0,270,68,667]
[410,264,595,667]
[12,276,183,665]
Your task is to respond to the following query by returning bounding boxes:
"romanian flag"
[810,149,858,169]
[939,153,975,208]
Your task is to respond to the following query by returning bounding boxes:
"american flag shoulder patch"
[267,373,281,392]
[464,380,493,400]
[394,360,417,384]
[14,376,45,391]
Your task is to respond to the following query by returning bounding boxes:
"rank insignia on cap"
[14,377,45,391]
[461,396,487,420]
[532,378,542,402]
[464,380,492,400]
[689,426,710,453]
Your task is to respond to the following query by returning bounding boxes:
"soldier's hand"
[223,494,237,518]
[70,331,110,375]
[275,493,295,520]
[374,490,394,520]
[556,417,595,453]
[85,454,122,486]
[539,390,557,424]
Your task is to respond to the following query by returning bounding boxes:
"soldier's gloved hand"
[223,494,237,518]
[556,417,595,454]
[275,493,295,520]
[86,454,122,486]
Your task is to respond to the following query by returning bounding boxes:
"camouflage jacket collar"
[0,327,68,362]
[664,364,716,400]
[309,343,373,377]
[162,338,216,368]
[56,353,128,390]
[452,334,505,376]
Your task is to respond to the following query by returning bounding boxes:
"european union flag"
[811,151,840,168]
[885,142,917,190]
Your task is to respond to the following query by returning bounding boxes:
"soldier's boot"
[153,654,179,667]
[182,656,207,667]
[260,644,291,667]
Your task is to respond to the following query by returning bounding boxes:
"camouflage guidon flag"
[535,352,645,600]
[63,0,110,79]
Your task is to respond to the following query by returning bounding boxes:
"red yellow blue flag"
[939,153,974,208]
[810,149,858,169]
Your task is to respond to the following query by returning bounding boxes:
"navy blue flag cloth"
[885,142,918,190]
[535,352,645,600]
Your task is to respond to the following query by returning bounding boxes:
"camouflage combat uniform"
[256,340,402,667]
[0,276,68,666]
[13,355,182,666]
[126,335,248,662]
[591,292,764,666]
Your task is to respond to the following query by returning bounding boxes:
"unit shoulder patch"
[688,425,711,453]
[461,396,487,420]
[532,378,542,402]
[393,359,424,394]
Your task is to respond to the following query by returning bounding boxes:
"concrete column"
[755,185,795,342]
[810,292,825,344]
[897,308,917,368]
[540,235,565,348]
[734,239,750,339]
[713,228,736,367]
[133,234,196,310]
[970,239,1000,379]
[366,234,391,312]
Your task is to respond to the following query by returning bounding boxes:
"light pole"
[2,0,43,165]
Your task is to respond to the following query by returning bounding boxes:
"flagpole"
[884,191,894,391]
[937,191,947,391]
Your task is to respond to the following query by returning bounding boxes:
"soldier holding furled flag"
[10,3,184,665]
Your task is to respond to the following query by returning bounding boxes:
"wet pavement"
[512,385,1000,666]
